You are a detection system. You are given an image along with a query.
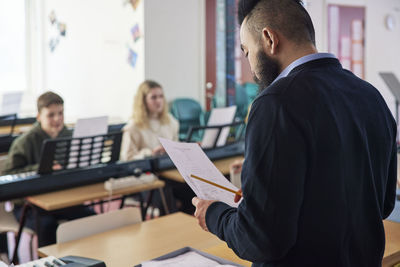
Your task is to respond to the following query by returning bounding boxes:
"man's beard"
[253,50,281,91]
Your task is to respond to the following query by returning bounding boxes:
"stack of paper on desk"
[159,138,240,207]
[141,251,237,267]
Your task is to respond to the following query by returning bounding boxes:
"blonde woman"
[121,80,179,161]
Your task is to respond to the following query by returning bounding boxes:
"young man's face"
[37,104,64,138]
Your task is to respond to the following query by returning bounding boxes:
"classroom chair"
[56,207,142,243]
[0,201,36,261]
[170,98,204,141]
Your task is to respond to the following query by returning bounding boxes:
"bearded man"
[192,0,398,266]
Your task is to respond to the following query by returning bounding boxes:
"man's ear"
[261,27,279,55]
[36,112,41,122]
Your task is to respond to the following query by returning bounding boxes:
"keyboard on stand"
[104,172,158,191]
[15,255,105,267]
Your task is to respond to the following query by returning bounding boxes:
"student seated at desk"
[120,80,179,160]
[2,91,95,246]
[121,80,194,214]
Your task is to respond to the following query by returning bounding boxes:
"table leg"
[142,191,154,220]
[11,202,30,264]
[159,188,169,214]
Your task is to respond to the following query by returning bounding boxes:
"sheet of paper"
[159,138,239,207]
[141,251,238,267]
[202,106,237,148]
[0,91,23,115]
[73,116,108,138]
[141,251,220,267]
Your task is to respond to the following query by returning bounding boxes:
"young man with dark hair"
[4,91,68,173]
[192,0,397,266]
[3,91,95,247]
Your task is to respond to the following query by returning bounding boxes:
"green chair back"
[170,98,204,141]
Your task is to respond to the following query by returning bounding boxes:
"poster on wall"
[123,0,141,11]
[328,5,365,79]
[130,24,142,42]
[123,0,142,70]
[48,10,67,52]
[128,48,138,68]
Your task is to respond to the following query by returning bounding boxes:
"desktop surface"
[38,212,246,267]
[37,214,400,267]
[27,179,165,211]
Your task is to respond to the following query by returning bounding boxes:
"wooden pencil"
[190,174,242,197]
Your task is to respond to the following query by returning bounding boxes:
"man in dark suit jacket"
[192,0,398,266]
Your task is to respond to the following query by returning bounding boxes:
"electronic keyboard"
[15,255,105,267]
[0,141,245,201]
[0,159,152,201]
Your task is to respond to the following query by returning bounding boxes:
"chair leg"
[29,234,34,261]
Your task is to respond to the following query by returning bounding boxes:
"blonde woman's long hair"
[132,80,170,129]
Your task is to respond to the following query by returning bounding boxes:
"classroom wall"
[42,0,145,123]
[143,0,206,107]
[37,0,206,122]
[306,0,400,116]
[364,0,400,116]
[18,0,399,121]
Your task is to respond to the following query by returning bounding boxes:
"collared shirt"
[271,53,336,85]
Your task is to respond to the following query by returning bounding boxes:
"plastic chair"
[0,202,35,261]
[56,207,142,243]
[170,98,204,141]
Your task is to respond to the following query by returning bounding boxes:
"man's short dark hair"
[238,0,315,45]
[37,91,64,112]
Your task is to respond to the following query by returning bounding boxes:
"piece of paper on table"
[141,251,237,267]
[159,138,240,207]
[202,106,237,148]
[73,116,108,138]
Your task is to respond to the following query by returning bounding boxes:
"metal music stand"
[37,132,122,175]
[379,72,400,123]
[185,120,245,148]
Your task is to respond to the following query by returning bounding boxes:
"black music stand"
[185,121,246,148]
[37,132,122,175]
[0,113,18,153]
[0,113,17,134]
[379,72,400,123]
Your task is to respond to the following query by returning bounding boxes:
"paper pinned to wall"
[159,137,239,207]
[0,91,23,115]
[201,106,237,149]
[73,116,108,138]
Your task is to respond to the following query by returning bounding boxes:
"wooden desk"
[38,213,400,267]
[159,155,244,183]
[26,180,165,211]
[0,123,33,135]
[38,212,248,267]
[203,243,251,266]
[383,220,400,267]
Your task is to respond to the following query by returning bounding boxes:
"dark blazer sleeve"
[205,93,308,263]
[383,140,397,219]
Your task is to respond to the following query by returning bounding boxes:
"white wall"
[306,0,400,115]
[35,0,206,122]
[364,0,400,115]
[144,0,205,107]
[43,0,145,123]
